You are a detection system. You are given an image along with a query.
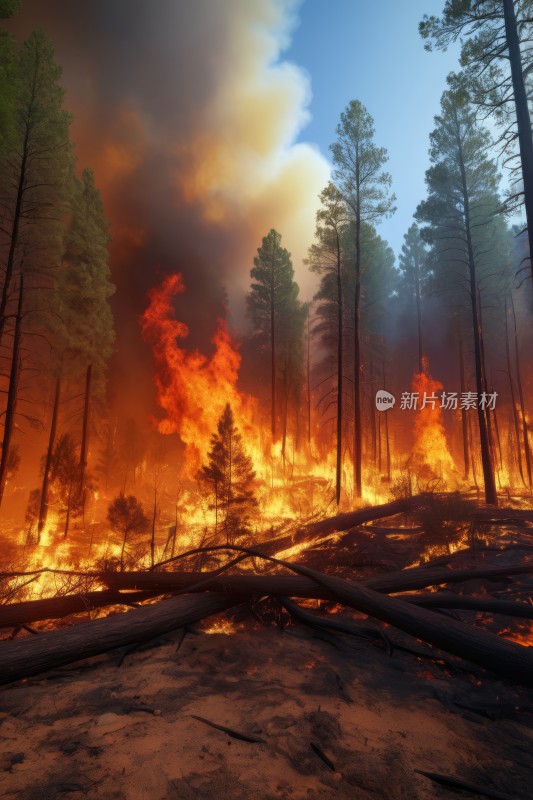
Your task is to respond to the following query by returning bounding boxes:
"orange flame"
[410,359,457,487]
[140,273,257,476]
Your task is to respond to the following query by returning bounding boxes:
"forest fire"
[2,2,533,797]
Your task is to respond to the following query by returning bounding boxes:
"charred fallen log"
[400,592,533,618]
[101,561,533,596]
[2,551,533,686]
[2,558,532,630]
[0,589,160,629]
[0,592,240,685]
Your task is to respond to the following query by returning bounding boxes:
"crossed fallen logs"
[1,493,533,687]
[1,543,533,687]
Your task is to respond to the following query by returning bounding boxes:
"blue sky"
[286,0,462,258]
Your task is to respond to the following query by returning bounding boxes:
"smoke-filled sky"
[6,0,461,411]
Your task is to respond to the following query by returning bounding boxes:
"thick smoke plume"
[8,0,329,413]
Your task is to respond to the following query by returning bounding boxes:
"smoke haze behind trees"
[5,0,330,419]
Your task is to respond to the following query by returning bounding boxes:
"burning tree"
[197,403,258,544]
[107,493,149,571]
[49,433,85,538]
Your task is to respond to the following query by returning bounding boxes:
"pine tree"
[420,1,533,288]
[308,183,349,504]
[0,29,73,514]
[37,167,115,532]
[0,1,21,144]
[197,403,257,544]
[0,28,73,341]
[330,100,396,498]
[49,433,84,538]
[247,229,302,441]
[107,493,149,571]
[416,82,500,505]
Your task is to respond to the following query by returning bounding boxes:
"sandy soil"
[1,618,532,800]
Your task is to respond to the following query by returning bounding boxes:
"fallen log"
[4,566,533,629]
[0,592,240,685]
[400,592,533,618]
[363,562,533,594]
[275,560,533,687]
[101,561,533,597]
[153,544,533,686]
[0,589,160,629]
[167,495,423,564]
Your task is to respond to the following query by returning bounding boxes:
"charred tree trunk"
[415,259,423,374]
[511,294,532,491]
[458,328,470,481]
[478,289,497,474]
[0,275,24,507]
[63,483,73,539]
[353,209,362,498]
[307,306,311,448]
[503,0,533,290]
[79,363,92,517]
[0,108,32,344]
[281,360,288,461]
[457,131,497,505]
[382,359,391,481]
[38,374,61,540]
[377,406,382,473]
[150,484,157,569]
[370,359,377,467]
[270,274,276,441]
[505,298,525,486]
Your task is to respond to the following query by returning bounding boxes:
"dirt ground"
[1,619,532,800]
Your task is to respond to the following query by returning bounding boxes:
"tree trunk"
[79,363,92,517]
[503,0,533,290]
[307,306,311,448]
[415,261,423,374]
[0,92,33,344]
[478,288,497,472]
[511,294,532,490]
[64,485,72,539]
[382,359,391,481]
[457,133,497,505]
[150,484,157,569]
[336,231,343,504]
[0,274,23,507]
[458,328,470,481]
[505,297,525,486]
[353,213,362,498]
[370,359,377,467]
[281,360,288,460]
[38,375,61,539]
[270,272,276,441]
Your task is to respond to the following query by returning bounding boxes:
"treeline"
[243,0,533,510]
[0,3,115,535]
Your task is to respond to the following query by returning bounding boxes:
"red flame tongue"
[140,273,256,476]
